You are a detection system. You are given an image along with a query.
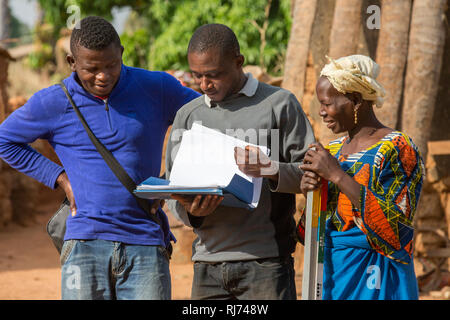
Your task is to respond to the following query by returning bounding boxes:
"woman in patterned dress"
[299,55,424,300]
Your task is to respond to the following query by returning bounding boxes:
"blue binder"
[134,174,255,209]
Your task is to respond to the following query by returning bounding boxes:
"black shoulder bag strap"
[59,82,162,226]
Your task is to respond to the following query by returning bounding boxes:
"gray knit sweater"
[166,80,315,262]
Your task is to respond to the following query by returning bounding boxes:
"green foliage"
[141,0,292,75]
[34,0,292,75]
[121,28,151,69]
[26,23,55,70]
[37,0,142,30]
[27,42,53,69]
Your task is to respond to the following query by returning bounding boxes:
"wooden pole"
[302,180,327,300]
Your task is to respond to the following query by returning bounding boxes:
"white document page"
[169,123,270,207]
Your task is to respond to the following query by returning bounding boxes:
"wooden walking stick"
[302,179,328,300]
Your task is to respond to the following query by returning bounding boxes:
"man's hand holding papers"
[171,194,223,217]
[234,145,279,182]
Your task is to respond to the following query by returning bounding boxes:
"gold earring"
[354,108,358,125]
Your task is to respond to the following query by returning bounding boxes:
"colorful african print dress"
[323,131,424,300]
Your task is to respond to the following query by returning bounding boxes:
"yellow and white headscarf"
[320,55,386,108]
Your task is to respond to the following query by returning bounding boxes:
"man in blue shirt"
[0,16,199,299]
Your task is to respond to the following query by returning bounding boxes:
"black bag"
[46,198,70,253]
[46,82,169,256]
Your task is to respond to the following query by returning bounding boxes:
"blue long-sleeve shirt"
[0,64,200,246]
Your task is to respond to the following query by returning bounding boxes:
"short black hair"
[70,16,121,56]
[187,24,240,58]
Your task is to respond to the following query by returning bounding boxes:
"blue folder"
[134,175,255,209]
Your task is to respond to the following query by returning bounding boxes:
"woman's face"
[316,76,357,134]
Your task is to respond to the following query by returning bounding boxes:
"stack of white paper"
[135,123,270,209]
[167,123,269,208]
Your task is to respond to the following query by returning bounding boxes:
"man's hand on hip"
[56,171,77,216]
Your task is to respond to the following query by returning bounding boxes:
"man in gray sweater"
[166,24,315,300]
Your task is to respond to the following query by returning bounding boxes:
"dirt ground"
[0,195,436,300]
[0,196,194,300]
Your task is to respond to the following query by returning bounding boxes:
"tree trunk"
[328,0,362,59]
[282,0,318,110]
[401,0,447,160]
[0,0,11,227]
[306,0,336,132]
[0,48,10,122]
[0,0,10,45]
[374,0,412,129]
[319,0,362,145]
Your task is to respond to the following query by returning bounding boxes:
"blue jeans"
[191,256,297,300]
[60,239,171,300]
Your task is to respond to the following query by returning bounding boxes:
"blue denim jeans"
[60,239,171,300]
[191,256,297,300]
